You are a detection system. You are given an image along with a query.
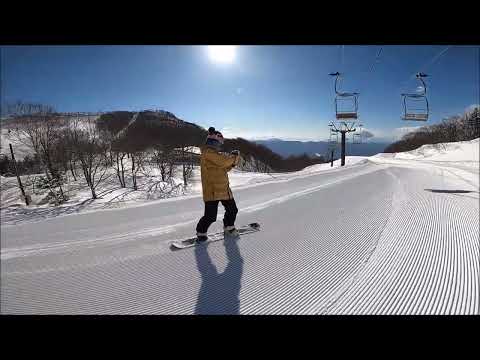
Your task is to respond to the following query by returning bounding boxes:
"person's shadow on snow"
[194,237,244,315]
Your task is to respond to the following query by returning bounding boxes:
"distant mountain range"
[254,139,392,159]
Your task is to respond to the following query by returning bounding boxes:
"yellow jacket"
[200,146,239,201]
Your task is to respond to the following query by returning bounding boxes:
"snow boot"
[196,232,208,243]
[224,226,239,237]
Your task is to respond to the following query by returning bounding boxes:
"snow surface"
[1,140,478,314]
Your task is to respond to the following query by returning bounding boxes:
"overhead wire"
[369,46,383,73]
[400,45,452,91]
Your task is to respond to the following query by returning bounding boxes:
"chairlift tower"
[329,72,359,166]
[327,127,339,166]
[329,122,356,166]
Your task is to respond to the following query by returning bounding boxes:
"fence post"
[9,143,30,205]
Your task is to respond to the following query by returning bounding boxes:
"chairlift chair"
[326,128,337,161]
[352,123,363,144]
[328,126,339,146]
[352,133,362,144]
[329,72,359,120]
[401,73,429,121]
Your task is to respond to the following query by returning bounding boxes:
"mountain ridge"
[254,139,392,158]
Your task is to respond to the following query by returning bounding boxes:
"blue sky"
[1,45,478,142]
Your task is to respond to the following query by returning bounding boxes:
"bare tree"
[385,106,480,153]
[68,116,110,199]
[96,121,127,188]
[152,145,175,182]
[130,151,148,191]
[460,107,480,140]
[69,151,78,181]
[8,144,30,205]
[113,151,127,188]
[253,156,263,173]
[6,102,69,202]
[180,146,195,186]
[59,120,79,182]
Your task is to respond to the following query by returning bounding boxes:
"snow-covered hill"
[373,138,479,164]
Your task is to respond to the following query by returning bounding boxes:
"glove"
[231,150,240,167]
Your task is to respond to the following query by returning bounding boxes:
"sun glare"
[207,46,236,64]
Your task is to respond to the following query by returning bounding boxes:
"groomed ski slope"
[1,139,479,314]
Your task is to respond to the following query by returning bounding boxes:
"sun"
[207,46,236,64]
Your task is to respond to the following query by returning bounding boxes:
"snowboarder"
[196,127,241,243]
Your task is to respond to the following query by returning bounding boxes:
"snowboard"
[169,222,261,251]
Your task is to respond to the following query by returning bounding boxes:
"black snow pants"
[196,199,238,234]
